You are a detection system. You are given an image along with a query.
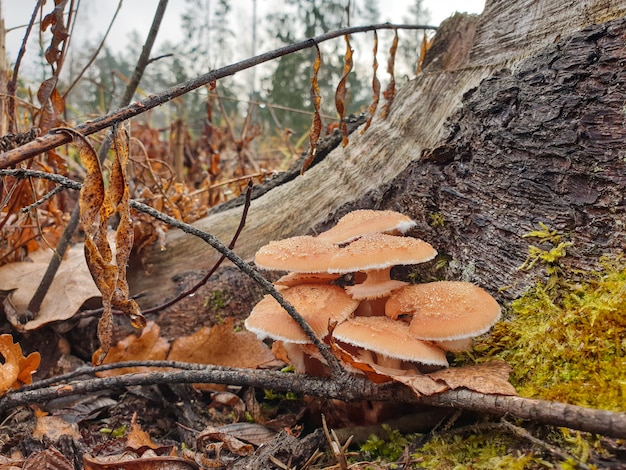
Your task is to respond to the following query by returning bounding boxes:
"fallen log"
[130,0,626,309]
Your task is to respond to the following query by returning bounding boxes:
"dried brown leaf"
[362,30,380,134]
[0,246,100,330]
[94,321,170,376]
[126,412,163,452]
[381,28,399,119]
[415,33,434,74]
[393,360,518,397]
[197,426,254,456]
[41,0,70,69]
[167,317,274,369]
[302,44,322,174]
[24,447,73,470]
[334,35,353,147]
[0,334,40,395]
[36,78,65,133]
[58,127,143,363]
[32,415,80,441]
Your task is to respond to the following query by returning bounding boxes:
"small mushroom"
[385,281,501,341]
[317,209,417,244]
[332,316,448,371]
[244,284,359,372]
[254,236,339,273]
[327,233,437,300]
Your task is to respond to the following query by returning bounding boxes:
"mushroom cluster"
[244,210,501,376]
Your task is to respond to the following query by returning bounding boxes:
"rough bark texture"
[130,0,626,311]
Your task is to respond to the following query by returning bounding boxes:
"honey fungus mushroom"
[328,233,437,300]
[244,284,359,372]
[332,316,448,371]
[385,281,501,342]
[317,209,417,244]
[254,236,339,273]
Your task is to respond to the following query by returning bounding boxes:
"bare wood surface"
[132,0,626,306]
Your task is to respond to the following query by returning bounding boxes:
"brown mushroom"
[385,281,501,340]
[317,209,417,244]
[244,284,359,371]
[327,233,437,300]
[332,316,448,370]
[254,236,339,273]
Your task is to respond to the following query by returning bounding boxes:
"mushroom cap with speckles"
[386,281,501,340]
[254,236,339,273]
[332,316,448,366]
[317,209,417,244]
[244,284,359,344]
[327,233,437,273]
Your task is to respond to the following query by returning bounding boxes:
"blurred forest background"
[0,0,437,265]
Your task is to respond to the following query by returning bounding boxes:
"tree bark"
[131,0,626,308]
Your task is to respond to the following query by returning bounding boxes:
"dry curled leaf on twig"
[335,34,354,147]
[301,43,323,175]
[0,334,40,395]
[54,126,143,364]
[381,28,399,119]
[362,30,381,134]
[40,0,70,70]
[415,33,434,74]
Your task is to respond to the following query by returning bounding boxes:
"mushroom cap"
[327,233,437,273]
[317,209,417,244]
[345,279,408,300]
[254,236,338,273]
[332,316,448,366]
[244,284,359,343]
[385,281,501,340]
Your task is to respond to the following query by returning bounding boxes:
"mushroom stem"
[282,342,307,373]
[376,353,403,369]
[346,269,408,300]
[361,267,393,285]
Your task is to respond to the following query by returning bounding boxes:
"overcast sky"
[3,0,485,63]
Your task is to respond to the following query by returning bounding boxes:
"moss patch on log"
[467,227,626,411]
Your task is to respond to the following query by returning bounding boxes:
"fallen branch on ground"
[1,361,624,438]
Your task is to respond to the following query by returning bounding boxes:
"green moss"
[429,212,445,228]
[474,225,626,411]
[413,431,540,469]
[360,424,410,462]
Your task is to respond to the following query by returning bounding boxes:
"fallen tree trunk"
[131,0,626,308]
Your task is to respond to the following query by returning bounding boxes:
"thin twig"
[7,0,45,132]
[501,419,592,470]
[0,22,437,169]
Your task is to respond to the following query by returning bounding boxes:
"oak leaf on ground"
[0,334,40,395]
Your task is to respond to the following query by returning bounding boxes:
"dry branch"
[0,23,436,169]
[1,362,624,438]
